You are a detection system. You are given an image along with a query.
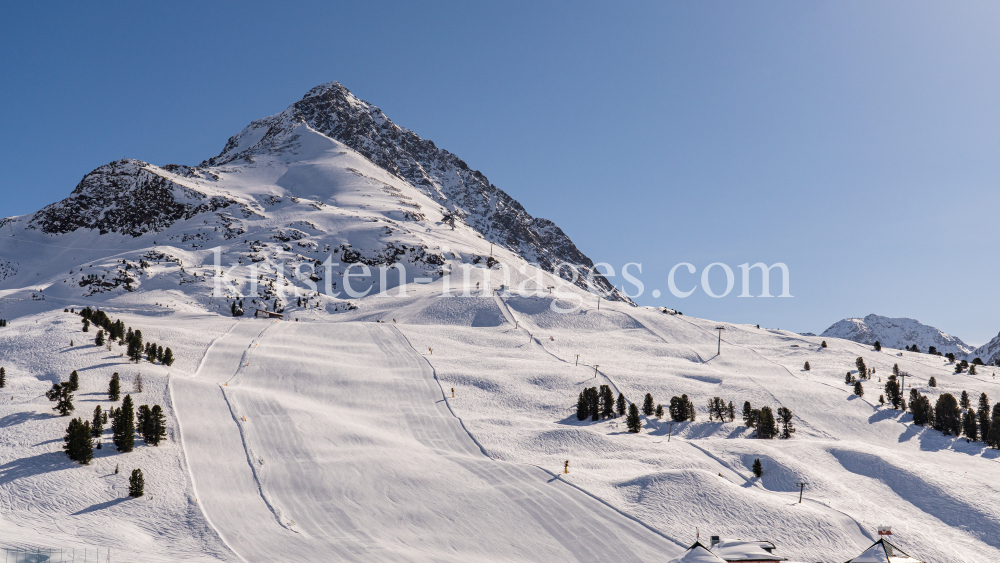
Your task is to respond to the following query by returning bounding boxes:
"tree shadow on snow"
[868,408,905,424]
[0,451,74,483]
[0,411,49,427]
[77,362,128,372]
[71,497,130,516]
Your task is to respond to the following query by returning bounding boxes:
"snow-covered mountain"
[971,333,1000,366]
[3,81,627,307]
[820,313,974,356]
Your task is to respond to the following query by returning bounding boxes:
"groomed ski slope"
[175,320,681,562]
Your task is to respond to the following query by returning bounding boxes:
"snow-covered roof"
[845,538,923,563]
[668,542,728,563]
[712,539,786,561]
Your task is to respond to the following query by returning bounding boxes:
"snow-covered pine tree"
[129,468,144,497]
[114,395,136,452]
[626,403,641,433]
[134,373,143,393]
[853,381,864,397]
[615,392,627,417]
[642,393,654,416]
[91,405,104,438]
[108,372,121,401]
[752,458,763,478]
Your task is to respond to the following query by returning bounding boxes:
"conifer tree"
[114,395,136,452]
[757,407,778,439]
[752,458,763,478]
[91,405,104,438]
[137,405,151,441]
[82,319,90,332]
[655,404,664,419]
[963,410,979,441]
[960,391,971,410]
[0,366,5,388]
[845,372,853,384]
[626,403,641,433]
[934,393,961,436]
[874,341,881,351]
[163,348,175,367]
[147,343,157,363]
[149,405,166,446]
[970,364,978,375]
[616,392,627,417]
[946,352,956,363]
[682,394,696,421]
[879,395,885,406]
[134,373,143,393]
[46,383,74,416]
[776,407,795,439]
[978,393,991,441]
[127,331,144,363]
[727,401,735,422]
[600,385,615,418]
[108,373,121,401]
[576,392,589,421]
[63,417,93,464]
[803,361,810,371]
[129,468,144,497]
[988,404,1000,449]
[642,393,655,416]
[68,370,79,392]
[855,357,867,379]
[586,387,600,421]
[929,376,937,387]
[742,401,753,426]
[95,330,105,346]
[885,378,901,409]
[893,363,900,376]
[821,341,827,348]
[157,346,164,363]
[853,381,864,397]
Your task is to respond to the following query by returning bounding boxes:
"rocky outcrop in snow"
[821,313,974,357]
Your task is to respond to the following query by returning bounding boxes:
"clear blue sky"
[2,2,998,343]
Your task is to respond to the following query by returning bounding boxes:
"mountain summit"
[2,82,628,304]
[820,313,974,357]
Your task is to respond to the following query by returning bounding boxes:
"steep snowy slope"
[821,313,974,357]
[971,332,1000,366]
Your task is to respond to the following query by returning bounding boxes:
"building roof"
[668,542,729,563]
[845,538,923,563]
[712,539,785,561]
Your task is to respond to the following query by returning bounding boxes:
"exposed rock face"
[207,82,629,302]
[28,159,238,237]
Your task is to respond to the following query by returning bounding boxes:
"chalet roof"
[668,542,728,563]
[712,539,786,561]
[845,538,923,563]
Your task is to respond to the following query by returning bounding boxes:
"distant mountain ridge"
[820,314,975,357]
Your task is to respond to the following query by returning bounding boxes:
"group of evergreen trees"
[1,366,6,388]
[902,387,1000,446]
[706,397,735,422]
[741,401,794,439]
[668,395,696,422]
[137,404,167,446]
[0,319,7,327]
[576,385,621,421]
[78,307,173,366]
[63,418,94,464]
